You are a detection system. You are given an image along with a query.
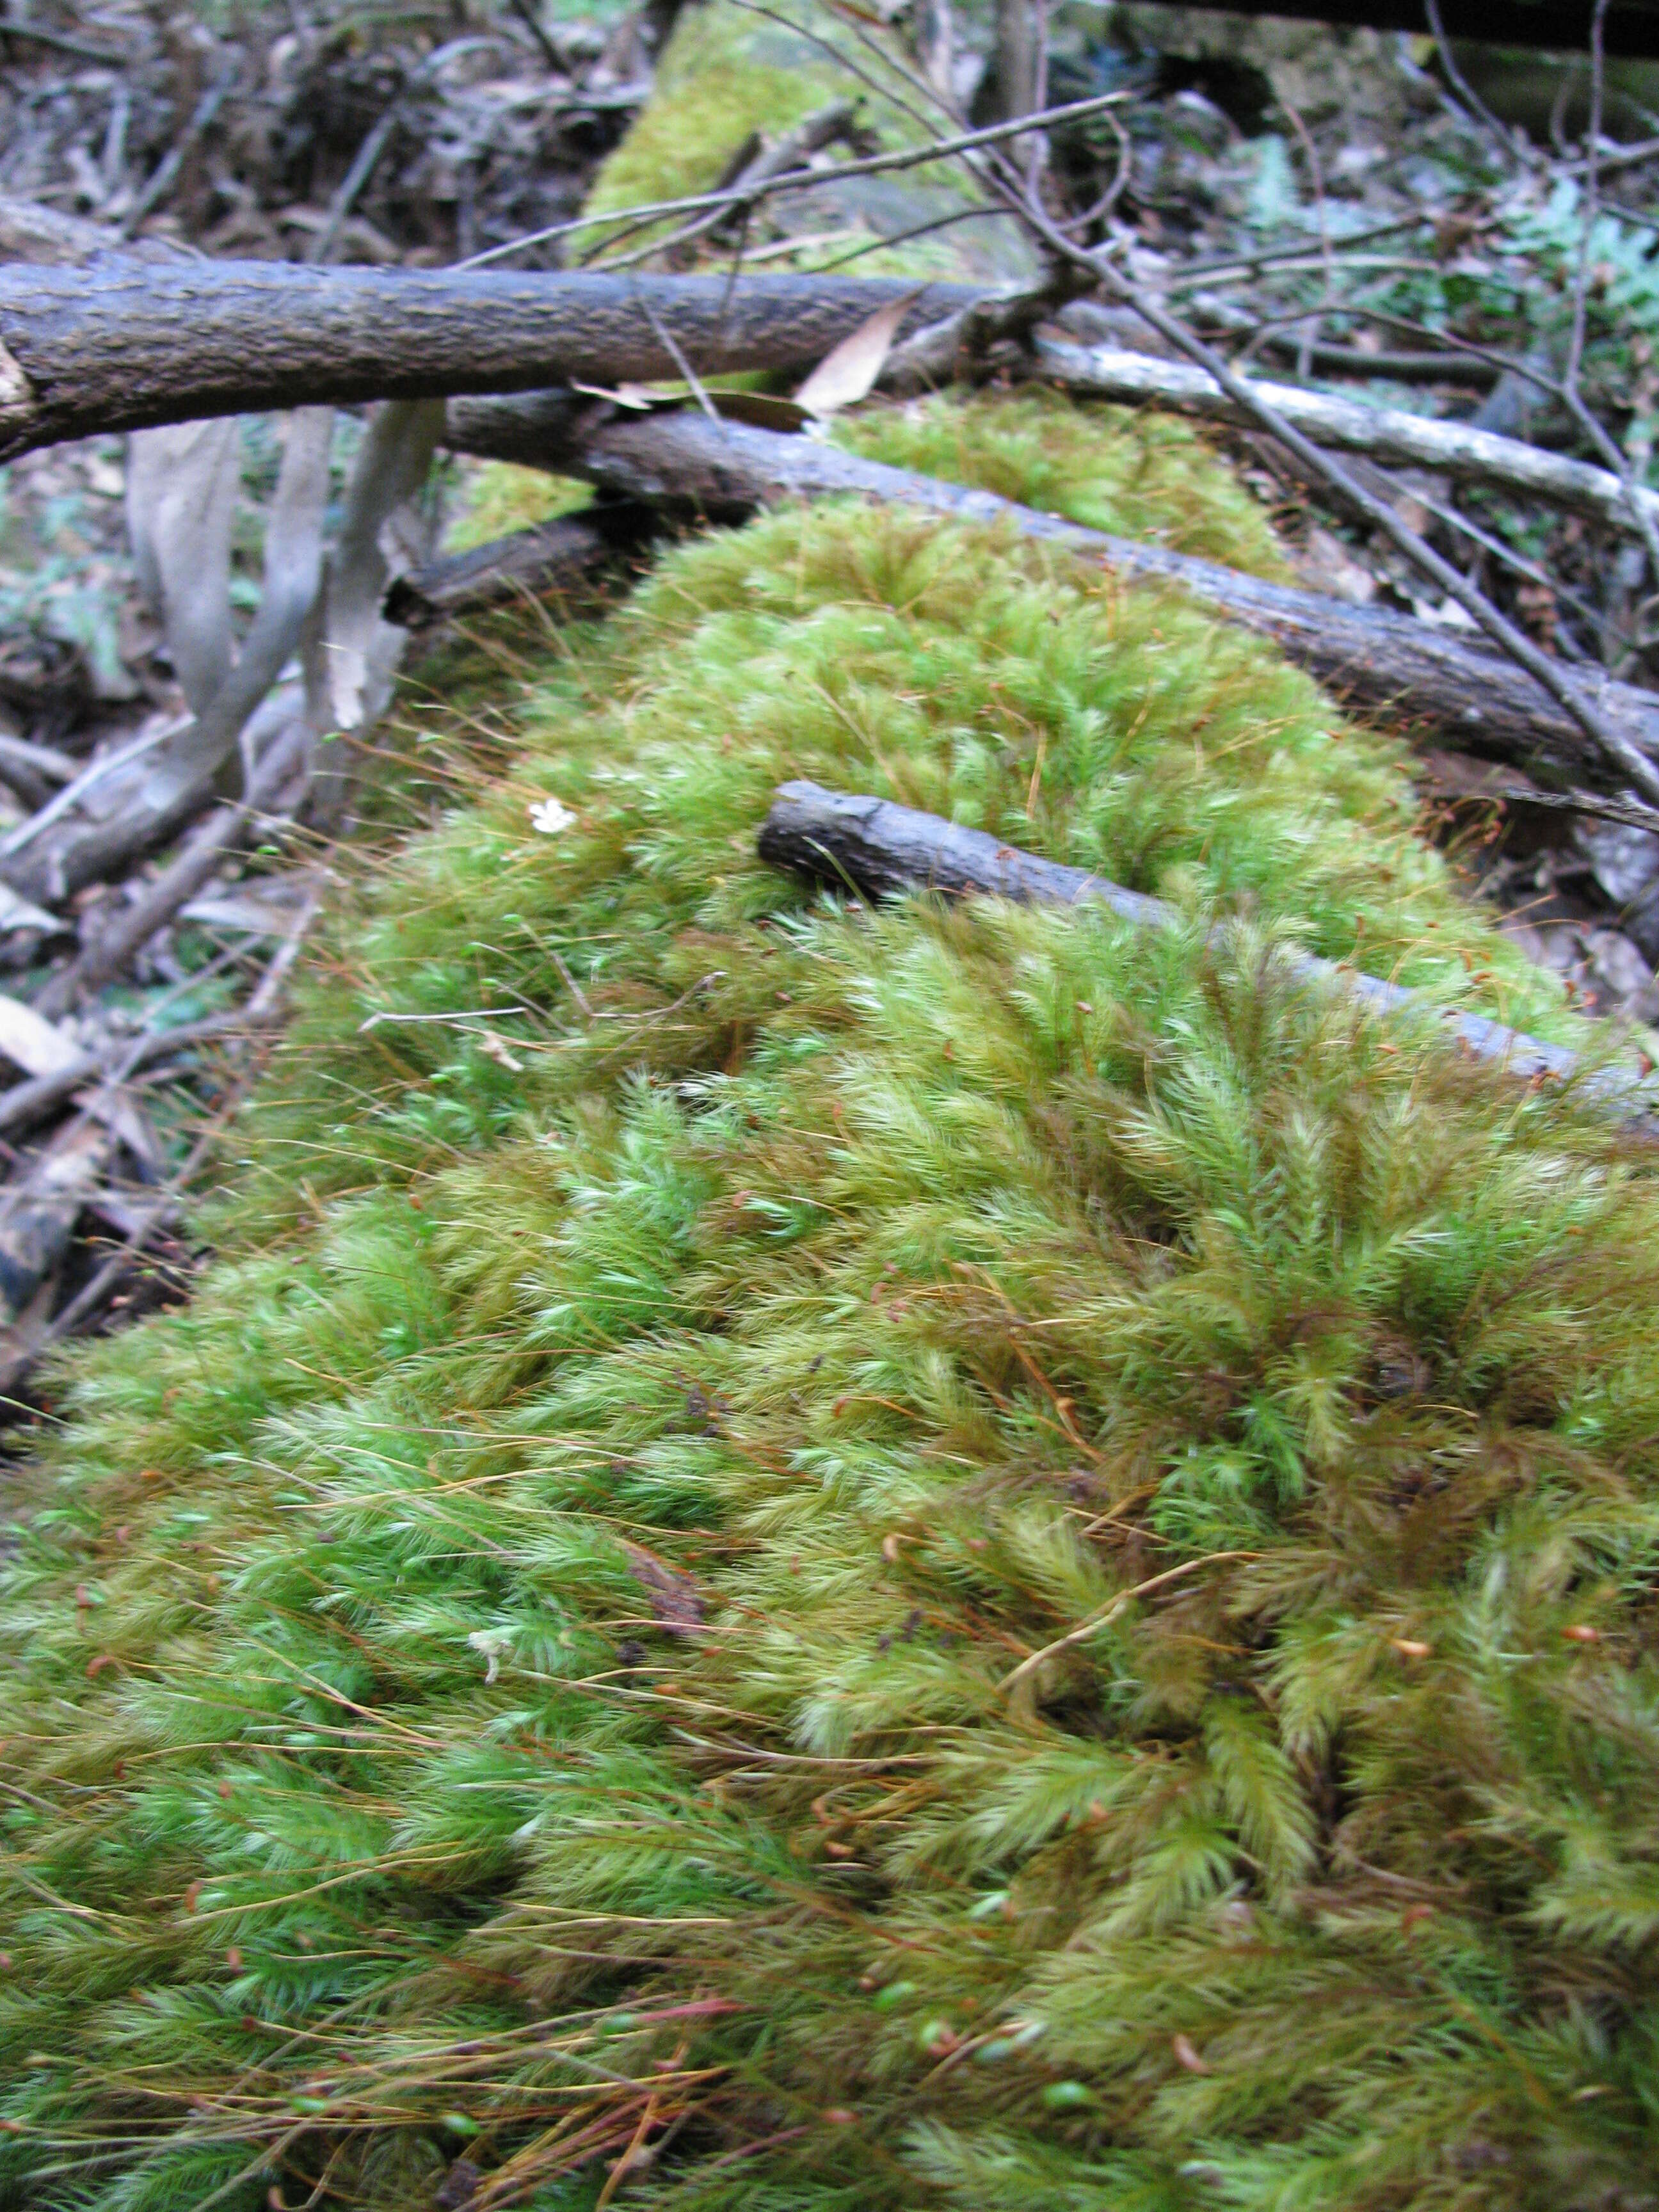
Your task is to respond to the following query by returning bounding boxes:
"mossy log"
[445,391,1659,791]
[4,479,1658,2208]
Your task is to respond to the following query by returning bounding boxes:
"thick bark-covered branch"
[760,780,1653,1120]
[444,395,1659,791]
[0,262,977,460]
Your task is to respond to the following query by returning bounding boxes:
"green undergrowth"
[3,398,1658,2212]
[582,0,1032,280]
[441,463,593,555]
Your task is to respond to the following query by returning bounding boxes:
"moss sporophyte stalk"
[1,393,1656,2209]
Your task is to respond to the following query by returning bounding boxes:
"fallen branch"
[0,193,186,266]
[444,395,1659,793]
[45,714,312,1009]
[969,127,1659,810]
[758,780,1651,1119]
[0,1013,261,1142]
[1025,338,1659,543]
[0,260,980,459]
[383,506,657,630]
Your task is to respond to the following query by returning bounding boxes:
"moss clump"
[442,463,591,554]
[837,388,1296,580]
[583,1,1034,280]
[586,0,840,218]
[3,402,1657,2212]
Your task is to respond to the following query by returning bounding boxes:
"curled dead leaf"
[621,1541,705,1639]
[795,291,924,419]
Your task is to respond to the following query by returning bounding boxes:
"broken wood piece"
[444,396,1659,796]
[0,1117,112,1322]
[1028,338,1659,544]
[0,1012,262,1142]
[0,263,978,459]
[178,877,319,940]
[383,504,656,629]
[0,991,154,1160]
[49,714,312,1006]
[0,728,76,789]
[757,780,1654,1123]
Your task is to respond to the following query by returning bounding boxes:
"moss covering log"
[1,396,1658,2209]
[446,384,1659,790]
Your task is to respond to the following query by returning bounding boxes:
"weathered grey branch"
[759,780,1653,1119]
[0,193,186,267]
[0,262,977,460]
[50,714,311,1007]
[1029,337,1659,543]
[443,395,1659,793]
[0,1014,255,1141]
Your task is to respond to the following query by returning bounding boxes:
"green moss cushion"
[2,403,1655,2212]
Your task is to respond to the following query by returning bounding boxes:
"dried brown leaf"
[621,1540,705,1639]
[794,291,924,419]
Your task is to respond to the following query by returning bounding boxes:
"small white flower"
[529,796,577,836]
[468,1628,513,1683]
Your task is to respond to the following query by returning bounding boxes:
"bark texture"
[0,263,979,459]
[444,395,1659,789]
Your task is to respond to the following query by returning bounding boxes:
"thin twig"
[1566,0,1613,399]
[45,719,310,1007]
[119,61,237,241]
[455,89,1130,269]
[1555,0,1659,597]
[631,286,723,425]
[1278,95,1332,381]
[999,1552,1260,1695]
[0,1013,264,1141]
[948,121,1659,808]
[310,36,498,267]
[506,0,561,70]
[0,13,125,65]
[1424,0,1537,171]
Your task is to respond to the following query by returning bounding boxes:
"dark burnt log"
[0,262,978,460]
[759,780,1654,1119]
[444,396,1659,793]
[1135,1,1659,61]
[382,503,657,630]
